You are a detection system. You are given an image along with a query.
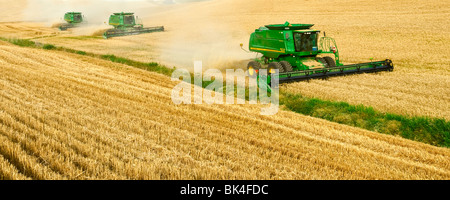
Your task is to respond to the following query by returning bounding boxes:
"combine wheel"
[316,57,328,68]
[323,56,336,68]
[247,61,262,78]
[268,62,285,74]
[279,61,293,72]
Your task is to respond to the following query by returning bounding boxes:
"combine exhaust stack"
[245,22,394,89]
[103,12,164,39]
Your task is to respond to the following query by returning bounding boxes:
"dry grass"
[0,42,449,180]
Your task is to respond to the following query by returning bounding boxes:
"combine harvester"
[59,12,85,31]
[103,12,164,39]
[244,22,394,89]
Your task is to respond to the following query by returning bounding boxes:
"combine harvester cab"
[103,12,164,39]
[59,12,84,31]
[246,22,394,89]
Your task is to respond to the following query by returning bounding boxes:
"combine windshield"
[124,15,135,25]
[294,32,318,52]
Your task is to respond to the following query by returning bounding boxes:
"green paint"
[103,12,164,39]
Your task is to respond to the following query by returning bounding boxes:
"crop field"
[0,42,449,180]
[0,0,449,180]
[1,0,447,120]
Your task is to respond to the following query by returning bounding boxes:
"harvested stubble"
[0,43,449,180]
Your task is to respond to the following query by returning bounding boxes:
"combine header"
[103,12,164,39]
[245,22,394,89]
[59,12,84,31]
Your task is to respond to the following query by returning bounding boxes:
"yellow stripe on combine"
[250,47,285,53]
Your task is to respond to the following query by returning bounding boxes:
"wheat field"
[0,0,447,120]
[1,41,449,180]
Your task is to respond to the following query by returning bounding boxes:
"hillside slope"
[0,42,449,180]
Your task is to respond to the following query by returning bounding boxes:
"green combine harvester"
[245,22,394,89]
[59,12,84,31]
[103,12,164,39]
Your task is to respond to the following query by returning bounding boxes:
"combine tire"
[279,61,293,72]
[316,57,328,68]
[247,61,261,78]
[323,56,336,68]
[268,62,285,74]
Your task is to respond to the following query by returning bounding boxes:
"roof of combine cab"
[265,21,314,30]
[113,12,134,15]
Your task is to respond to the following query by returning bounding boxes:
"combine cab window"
[294,32,318,52]
[124,15,135,25]
[74,15,81,22]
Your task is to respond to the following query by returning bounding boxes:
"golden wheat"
[0,42,449,180]
[0,0,445,119]
[282,68,450,120]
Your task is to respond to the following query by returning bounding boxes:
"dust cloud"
[157,19,253,71]
[20,0,151,35]
[18,0,255,71]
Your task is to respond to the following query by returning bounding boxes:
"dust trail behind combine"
[139,0,254,71]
